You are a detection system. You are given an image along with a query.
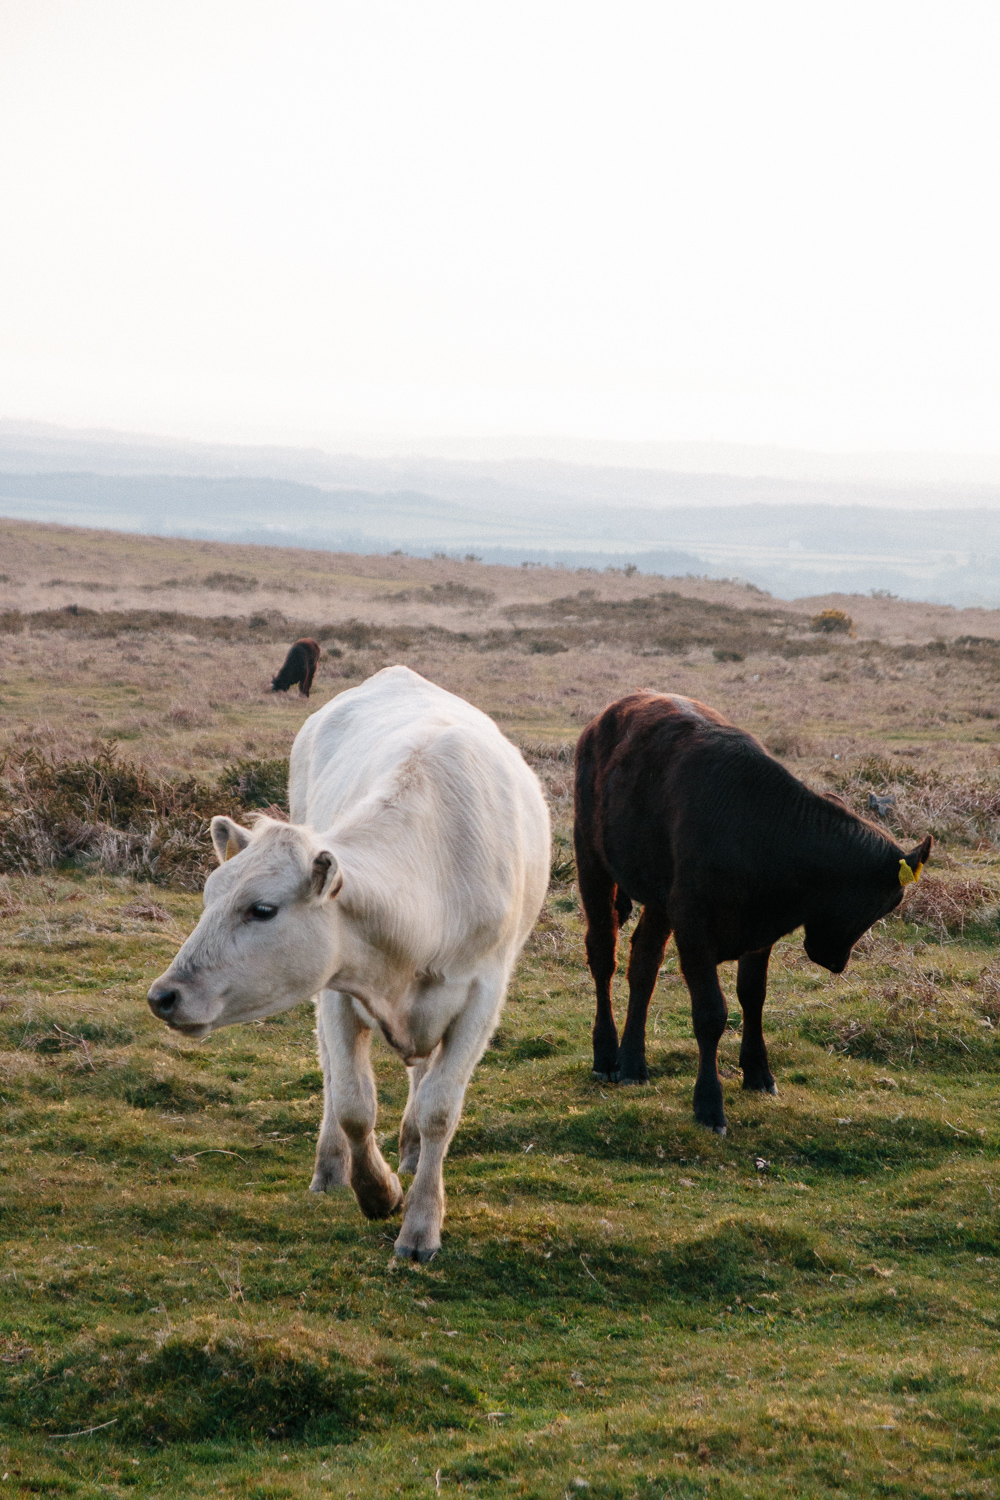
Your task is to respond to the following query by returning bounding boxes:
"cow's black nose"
[148,987,180,1020]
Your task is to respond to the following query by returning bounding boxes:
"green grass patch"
[2,873,1000,1498]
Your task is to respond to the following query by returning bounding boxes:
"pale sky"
[1,1,999,456]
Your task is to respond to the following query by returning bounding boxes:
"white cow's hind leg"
[398,1051,437,1173]
[310,990,351,1192]
[310,990,402,1219]
[396,966,508,1262]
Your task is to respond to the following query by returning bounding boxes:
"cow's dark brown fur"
[574,691,931,1132]
[271,638,321,697]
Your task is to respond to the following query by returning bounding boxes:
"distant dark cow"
[271,638,321,697]
[574,692,931,1133]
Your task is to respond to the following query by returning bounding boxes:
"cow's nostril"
[148,987,179,1020]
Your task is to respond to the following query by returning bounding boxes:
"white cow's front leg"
[396,967,508,1262]
[310,990,402,1220]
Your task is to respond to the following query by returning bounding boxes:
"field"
[1,517,999,1499]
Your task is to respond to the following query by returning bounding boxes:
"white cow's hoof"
[394,1240,439,1263]
[355,1171,403,1220]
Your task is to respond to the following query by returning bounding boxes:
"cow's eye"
[246,903,278,922]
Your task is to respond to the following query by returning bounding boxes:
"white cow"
[147,666,551,1260]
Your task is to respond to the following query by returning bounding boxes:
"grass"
[1,520,1000,1497]
[2,872,999,1498]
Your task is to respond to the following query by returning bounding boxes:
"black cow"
[574,691,931,1133]
[271,638,321,698]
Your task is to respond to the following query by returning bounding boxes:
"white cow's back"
[289,666,549,966]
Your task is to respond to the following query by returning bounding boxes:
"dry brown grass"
[1,515,999,888]
[900,874,999,936]
[6,515,1000,643]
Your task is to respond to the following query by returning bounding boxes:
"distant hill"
[1,421,998,604]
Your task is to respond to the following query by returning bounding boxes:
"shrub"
[810,609,854,634]
[388,581,495,607]
[217,757,290,811]
[901,874,999,937]
[831,757,1000,847]
[202,572,260,592]
[0,746,274,888]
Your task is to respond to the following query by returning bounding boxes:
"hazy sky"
[1,2,999,455]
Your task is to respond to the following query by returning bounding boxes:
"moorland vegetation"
[1,518,999,1499]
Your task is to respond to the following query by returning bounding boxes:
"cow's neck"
[328,920,407,994]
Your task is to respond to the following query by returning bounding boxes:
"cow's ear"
[211,816,251,865]
[310,850,343,901]
[899,834,932,887]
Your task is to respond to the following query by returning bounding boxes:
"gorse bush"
[810,608,854,634]
[0,748,290,888]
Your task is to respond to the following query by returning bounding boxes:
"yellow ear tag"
[898,858,922,888]
[225,837,241,861]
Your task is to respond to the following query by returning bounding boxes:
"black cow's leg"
[577,858,621,1080]
[736,946,776,1094]
[617,906,671,1084]
[676,940,728,1133]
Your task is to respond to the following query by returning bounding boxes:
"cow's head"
[803,833,932,973]
[146,816,343,1037]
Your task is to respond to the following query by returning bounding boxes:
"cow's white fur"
[147,665,550,1260]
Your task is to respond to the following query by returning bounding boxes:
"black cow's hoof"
[742,1078,778,1097]
[592,1068,620,1083]
[618,1072,650,1086]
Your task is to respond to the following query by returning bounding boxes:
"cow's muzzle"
[147,983,182,1021]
